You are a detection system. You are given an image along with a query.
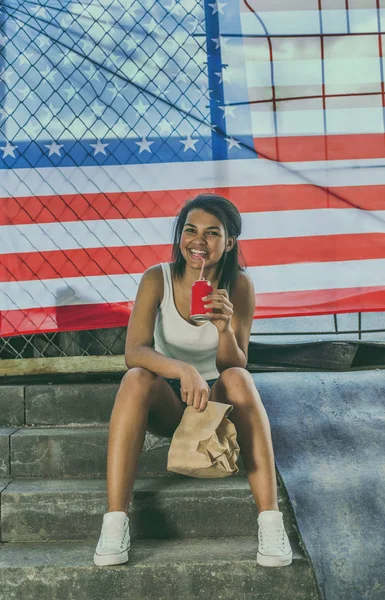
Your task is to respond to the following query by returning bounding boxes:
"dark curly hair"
[171,193,246,297]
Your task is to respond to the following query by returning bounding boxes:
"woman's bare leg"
[106,368,185,514]
[210,367,279,514]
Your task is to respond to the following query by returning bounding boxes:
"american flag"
[1,0,385,337]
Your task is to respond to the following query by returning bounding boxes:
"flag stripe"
[2,233,385,283]
[2,285,385,338]
[2,184,385,227]
[2,209,385,255]
[239,9,381,34]
[252,134,385,162]
[3,158,385,200]
[2,260,385,312]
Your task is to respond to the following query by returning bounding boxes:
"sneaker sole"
[257,550,293,567]
[93,544,131,567]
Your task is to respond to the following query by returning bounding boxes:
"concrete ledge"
[2,340,385,382]
[0,356,126,379]
[25,384,119,425]
[1,477,292,542]
[0,537,320,600]
[10,427,174,478]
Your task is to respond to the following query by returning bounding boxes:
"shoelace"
[100,521,128,551]
[259,526,287,551]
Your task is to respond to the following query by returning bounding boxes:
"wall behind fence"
[1,0,385,357]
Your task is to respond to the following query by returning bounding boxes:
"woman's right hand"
[179,365,211,412]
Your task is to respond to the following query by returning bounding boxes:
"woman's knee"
[117,367,158,403]
[216,368,260,406]
[219,367,254,390]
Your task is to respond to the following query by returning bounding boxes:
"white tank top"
[154,263,220,380]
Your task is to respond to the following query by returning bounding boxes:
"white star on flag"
[60,14,73,28]
[15,85,31,101]
[133,99,149,115]
[36,36,51,50]
[48,101,61,116]
[158,119,174,135]
[32,5,49,18]
[19,52,34,66]
[180,135,199,152]
[169,3,184,17]
[123,37,136,51]
[84,66,100,82]
[222,68,233,84]
[41,66,51,78]
[91,101,106,117]
[62,86,77,101]
[61,55,74,68]
[107,84,125,100]
[0,68,15,85]
[135,137,154,154]
[127,3,143,18]
[211,37,229,50]
[224,137,241,150]
[214,71,223,84]
[176,72,189,85]
[45,141,64,157]
[219,104,236,118]
[142,17,158,33]
[26,122,41,138]
[153,81,170,96]
[208,1,226,15]
[112,118,129,137]
[0,142,17,158]
[80,39,94,54]
[90,139,109,156]
[0,34,7,46]
[47,70,59,84]
[186,16,198,34]
[109,52,124,68]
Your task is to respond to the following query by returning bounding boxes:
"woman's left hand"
[202,289,233,333]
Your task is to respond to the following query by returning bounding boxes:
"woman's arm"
[214,273,255,373]
[125,266,187,379]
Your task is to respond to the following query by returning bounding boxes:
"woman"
[94,193,292,568]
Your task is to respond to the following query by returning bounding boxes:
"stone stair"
[0,378,322,599]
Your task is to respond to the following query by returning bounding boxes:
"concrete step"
[4,425,245,479]
[0,383,118,427]
[0,476,295,543]
[0,537,321,600]
[5,425,175,478]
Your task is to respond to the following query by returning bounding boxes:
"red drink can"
[190,279,213,322]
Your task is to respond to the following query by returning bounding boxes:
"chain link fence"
[1,0,385,359]
[2,312,385,359]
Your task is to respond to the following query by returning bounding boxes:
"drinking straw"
[198,255,205,280]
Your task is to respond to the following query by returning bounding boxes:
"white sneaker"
[93,511,131,566]
[257,510,293,567]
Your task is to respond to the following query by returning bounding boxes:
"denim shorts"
[163,377,218,402]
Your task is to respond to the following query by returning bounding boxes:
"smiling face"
[179,209,234,276]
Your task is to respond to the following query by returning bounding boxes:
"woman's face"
[179,208,233,268]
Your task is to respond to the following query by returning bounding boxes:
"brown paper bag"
[167,401,240,478]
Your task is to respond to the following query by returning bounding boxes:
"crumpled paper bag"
[167,401,240,478]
